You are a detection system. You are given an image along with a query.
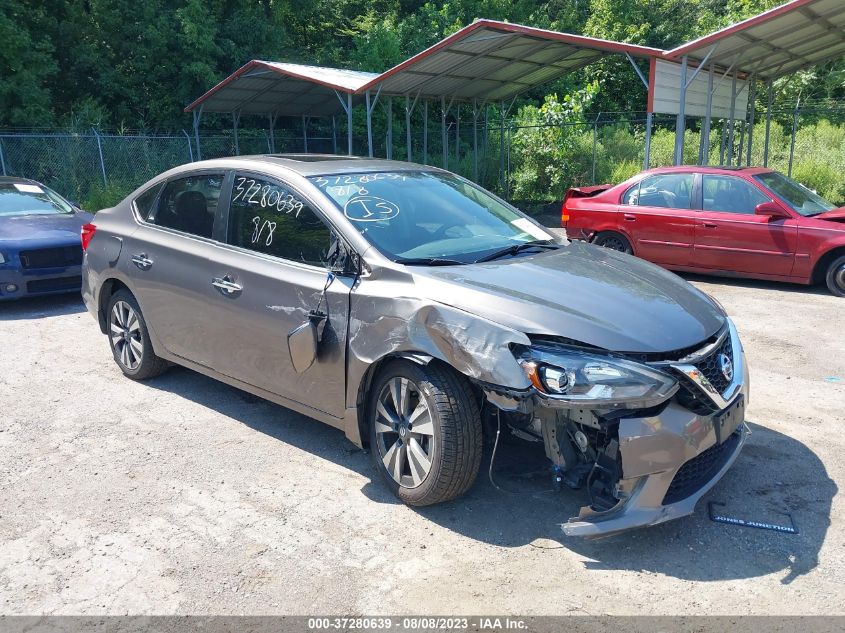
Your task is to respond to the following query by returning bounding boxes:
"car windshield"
[310,171,554,264]
[754,171,837,216]
[0,182,74,217]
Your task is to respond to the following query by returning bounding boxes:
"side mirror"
[287,311,326,373]
[755,201,790,219]
[326,237,361,276]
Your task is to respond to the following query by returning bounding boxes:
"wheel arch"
[811,244,845,285]
[353,352,483,449]
[592,229,635,254]
[97,278,132,333]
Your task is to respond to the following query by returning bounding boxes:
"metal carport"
[662,0,845,166]
[184,20,662,170]
[184,61,379,160]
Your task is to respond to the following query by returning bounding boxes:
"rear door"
[125,171,231,365]
[200,172,352,418]
[694,174,798,276]
[618,172,697,265]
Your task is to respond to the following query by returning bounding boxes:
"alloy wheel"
[374,377,434,488]
[109,300,143,370]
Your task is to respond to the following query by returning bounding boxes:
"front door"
[201,172,352,418]
[619,172,697,265]
[125,171,230,364]
[694,174,798,276]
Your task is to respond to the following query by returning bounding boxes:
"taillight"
[561,201,570,225]
[81,223,97,250]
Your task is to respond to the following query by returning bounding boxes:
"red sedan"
[562,166,845,296]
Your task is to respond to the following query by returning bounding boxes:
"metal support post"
[726,70,738,165]
[193,106,203,161]
[789,99,800,177]
[386,98,393,159]
[473,99,479,182]
[332,116,337,155]
[455,104,460,164]
[592,112,601,184]
[423,100,428,164]
[674,56,688,165]
[499,102,505,190]
[764,81,774,167]
[92,128,107,185]
[441,96,448,168]
[700,63,715,164]
[365,86,382,158]
[182,129,194,162]
[746,76,756,166]
[268,112,277,153]
[233,111,241,155]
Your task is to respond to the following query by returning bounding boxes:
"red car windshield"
[754,171,837,217]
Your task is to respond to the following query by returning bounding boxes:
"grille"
[696,334,734,395]
[19,246,82,269]
[674,380,718,415]
[662,430,741,504]
[25,276,82,293]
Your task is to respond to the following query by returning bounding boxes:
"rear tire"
[593,231,633,254]
[825,255,845,297]
[106,289,169,380]
[368,360,482,506]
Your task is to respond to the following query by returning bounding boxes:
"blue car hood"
[0,212,93,246]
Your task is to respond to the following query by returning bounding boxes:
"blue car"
[0,177,93,301]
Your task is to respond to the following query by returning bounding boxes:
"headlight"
[518,347,678,409]
[0,252,5,264]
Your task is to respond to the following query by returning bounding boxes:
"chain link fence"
[1,104,843,213]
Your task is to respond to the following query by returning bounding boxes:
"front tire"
[106,289,169,380]
[593,231,633,254]
[825,255,845,297]
[368,360,482,506]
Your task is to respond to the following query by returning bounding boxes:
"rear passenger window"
[226,175,332,266]
[134,183,163,218]
[623,173,694,209]
[149,174,224,239]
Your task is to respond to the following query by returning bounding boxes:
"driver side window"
[703,175,770,214]
[623,173,694,210]
[226,175,332,267]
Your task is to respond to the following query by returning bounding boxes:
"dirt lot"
[0,274,843,616]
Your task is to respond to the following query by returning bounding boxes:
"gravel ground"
[0,274,843,616]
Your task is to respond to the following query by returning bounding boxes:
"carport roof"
[185,20,663,115]
[664,0,845,80]
[359,20,663,102]
[184,61,380,116]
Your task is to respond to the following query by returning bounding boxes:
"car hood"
[812,208,845,223]
[409,241,725,353]
[0,211,93,244]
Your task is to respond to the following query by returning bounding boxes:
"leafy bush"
[791,160,845,204]
[504,115,845,206]
[609,159,641,184]
[82,180,135,212]
[509,84,598,201]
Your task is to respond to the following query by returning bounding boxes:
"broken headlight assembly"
[518,346,679,409]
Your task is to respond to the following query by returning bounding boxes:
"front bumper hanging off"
[563,319,750,536]
[484,319,751,538]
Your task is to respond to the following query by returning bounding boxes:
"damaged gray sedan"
[81,155,749,537]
